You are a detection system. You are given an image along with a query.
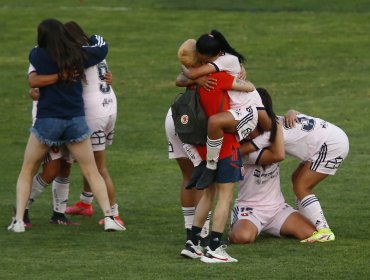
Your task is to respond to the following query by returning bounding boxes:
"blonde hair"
[177,39,199,67]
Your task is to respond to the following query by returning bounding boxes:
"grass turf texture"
[0,0,369,279]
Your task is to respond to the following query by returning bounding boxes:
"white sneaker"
[7,218,25,233]
[200,245,238,263]
[104,216,126,231]
[180,240,203,259]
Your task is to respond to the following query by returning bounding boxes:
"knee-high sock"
[300,194,329,230]
[206,136,223,170]
[27,174,48,209]
[52,177,70,213]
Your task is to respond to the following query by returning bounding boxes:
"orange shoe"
[99,215,125,227]
[65,201,93,217]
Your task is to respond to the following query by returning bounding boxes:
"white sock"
[295,196,303,211]
[27,174,48,209]
[300,194,329,230]
[80,192,94,205]
[52,177,70,213]
[182,143,202,167]
[206,136,223,170]
[111,203,119,216]
[182,206,195,230]
[200,211,211,238]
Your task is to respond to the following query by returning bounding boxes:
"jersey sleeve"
[211,54,238,73]
[83,35,108,68]
[251,132,270,150]
[28,63,36,75]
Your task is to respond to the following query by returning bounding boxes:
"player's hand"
[29,88,40,100]
[284,110,298,128]
[105,71,113,85]
[196,76,217,91]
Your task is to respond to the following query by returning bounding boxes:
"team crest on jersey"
[181,114,189,125]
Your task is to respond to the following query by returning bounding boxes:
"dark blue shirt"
[29,35,108,119]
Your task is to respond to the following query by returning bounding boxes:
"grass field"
[0,1,370,279]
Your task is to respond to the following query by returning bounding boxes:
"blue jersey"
[29,35,108,119]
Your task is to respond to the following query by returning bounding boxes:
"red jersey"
[196,71,239,160]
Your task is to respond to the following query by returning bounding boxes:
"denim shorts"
[31,116,91,147]
[215,148,243,184]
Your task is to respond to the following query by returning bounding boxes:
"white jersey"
[235,154,285,213]
[211,53,263,110]
[83,59,117,120]
[252,114,332,161]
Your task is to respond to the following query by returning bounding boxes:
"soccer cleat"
[104,216,126,231]
[65,201,93,217]
[186,161,206,189]
[50,211,80,226]
[300,228,335,243]
[200,245,238,263]
[99,215,125,227]
[23,209,32,228]
[7,218,25,233]
[180,240,203,259]
[196,168,217,190]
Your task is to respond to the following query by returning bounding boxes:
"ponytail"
[256,88,278,143]
[196,29,246,63]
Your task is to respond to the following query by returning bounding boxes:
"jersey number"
[297,116,315,132]
[97,62,110,94]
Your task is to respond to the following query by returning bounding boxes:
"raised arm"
[181,63,216,80]
[83,35,108,68]
[255,123,285,165]
[231,77,255,92]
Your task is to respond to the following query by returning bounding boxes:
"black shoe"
[196,168,217,190]
[50,211,80,226]
[186,161,206,189]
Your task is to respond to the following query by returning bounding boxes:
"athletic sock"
[206,136,223,170]
[300,194,329,230]
[209,231,223,251]
[182,143,202,167]
[27,174,48,209]
[52,177,70,213]
[80,191,94,205]
[190,225,202,245]
[182,206,195,231]
[200,211,211,238]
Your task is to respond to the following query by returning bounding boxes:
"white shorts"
[86,114,116,152]
[228,106,258,141]
[42,146,73,164]
[231,203,296,237]
[165,108,187,159]
[309,126,349,175]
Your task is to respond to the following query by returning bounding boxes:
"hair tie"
[208,34,214,38]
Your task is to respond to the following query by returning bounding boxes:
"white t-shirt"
[82,59,117,120]
[235,152,285,213]
[211,53,263,109]
[252,114,332,161]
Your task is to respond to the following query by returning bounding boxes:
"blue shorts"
[31,116,91,147]
[215,148,243,184]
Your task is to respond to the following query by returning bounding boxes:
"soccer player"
[176,39,273,263]
[8,19,124,232]
[229,115,316,244]
[241,88,349,242]
[180,30,274,189]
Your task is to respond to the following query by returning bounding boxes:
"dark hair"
[196,29,245,63]
[64,21,91,46]
[256,87,278,143]
[37,18,86,82]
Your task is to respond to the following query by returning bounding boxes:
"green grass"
[0,1,369,279]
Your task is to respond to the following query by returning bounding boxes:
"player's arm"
[83,35,108,67]
[255,123,285,165]
[231,77,255,92]
[176,72,217,90]
[181,63,216,80]
[28,71,59,88]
